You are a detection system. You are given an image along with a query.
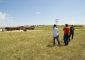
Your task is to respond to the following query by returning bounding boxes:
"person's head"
[53,24,57,28]
[65,24,68,27]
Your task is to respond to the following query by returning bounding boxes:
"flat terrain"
[0,26,85,60]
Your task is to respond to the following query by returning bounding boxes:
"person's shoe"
[65,44,68,46]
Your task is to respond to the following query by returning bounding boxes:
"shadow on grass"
[46,44,55,47]
[47,40,68,47]
[47,44,65,47]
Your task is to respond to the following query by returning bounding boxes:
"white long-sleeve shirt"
[53,27,59,37]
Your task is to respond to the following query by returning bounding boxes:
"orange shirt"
[63,27,70,35]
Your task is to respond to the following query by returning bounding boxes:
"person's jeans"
[64,34,69,45]
[70,32,74,39]
[53,35,60,45]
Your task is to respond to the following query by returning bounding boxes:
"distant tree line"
[4,26,35,31]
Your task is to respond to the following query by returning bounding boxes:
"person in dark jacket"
[69,25,74,40]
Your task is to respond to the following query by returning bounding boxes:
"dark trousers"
[70,33,74,39]
[64,34,69,45]
[53,35,60,45]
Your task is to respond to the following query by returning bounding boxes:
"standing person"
[53,24,60,46]
[70,25,74,40]
[63,24,70,45]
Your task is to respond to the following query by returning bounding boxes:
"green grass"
[0,26,85,60]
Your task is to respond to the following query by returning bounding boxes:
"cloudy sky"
[0,0,85,26]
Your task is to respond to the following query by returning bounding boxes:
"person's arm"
[68,27,70,35]
[73,27,75,31]
[56,28,59,33]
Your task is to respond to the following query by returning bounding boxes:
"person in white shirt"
[53,24,60,45]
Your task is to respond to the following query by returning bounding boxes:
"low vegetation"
[0,25,85,60]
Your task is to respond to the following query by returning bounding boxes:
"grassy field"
[0,26,85,60]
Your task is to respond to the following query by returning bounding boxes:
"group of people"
[53,24,74,46]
